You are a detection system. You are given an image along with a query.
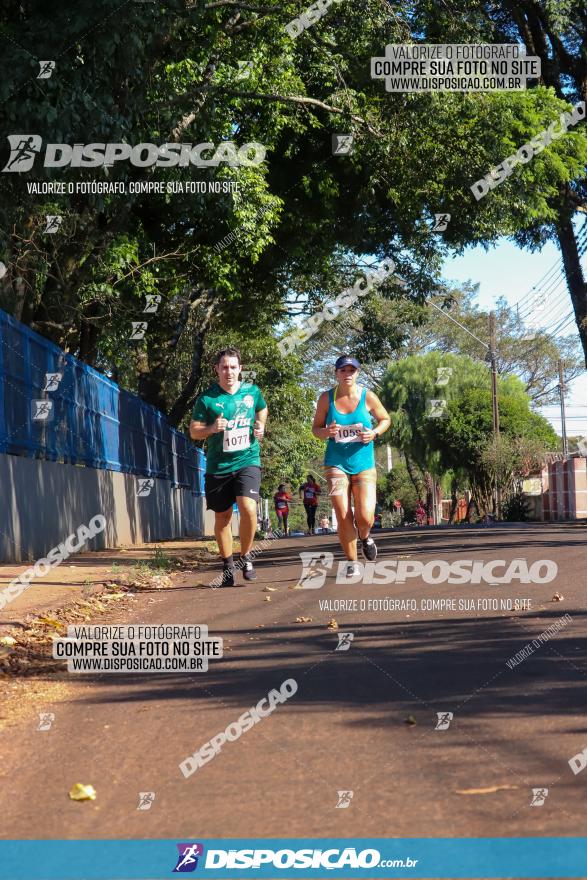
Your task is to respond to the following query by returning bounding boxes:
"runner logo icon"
[335,632,354,651]
[173,843,204,872]
[431,212,451,232]
[297,552,334,588]
[435,711,453,730]
[3,135,42,172]
[530,788,548,806]
[336,790,354,808]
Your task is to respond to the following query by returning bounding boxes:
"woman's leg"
[325,468,357,560]
[308,505,316,534]
[350,468,378,540]
[283,514,289,536]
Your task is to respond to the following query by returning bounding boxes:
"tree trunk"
[512,4,587,364]
[167,302,215,427]
[138,360,168,413]
[78,302,102,365]
[557,214,587,367]
[465,496,477,523]
[405,454,425,500]
[135,288,216,416]
[448,477,458,524]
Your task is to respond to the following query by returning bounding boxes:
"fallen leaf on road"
[0,636,17,646]
[397,555,412,559]
[295,617,312,623]
[456,784,518,795]
[264,596,271,602]
[263,586,277,592]
[404,715,417,726]
[36,617,64,630]
[552,592,564,602]
[69,783,97,801]
[327,618,338,629]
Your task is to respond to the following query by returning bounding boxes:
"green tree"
[404,285,584,405]
[2,0,586,430]
[406,0,587,363]
[435,386,558,514]
[379,351,558,516]
[378,461,420,522]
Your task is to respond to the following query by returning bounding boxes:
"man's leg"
[233,467,262,581]
[236,495,258,557]
[212,507,237,587]
[214,508,234,558]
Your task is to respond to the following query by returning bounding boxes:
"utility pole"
[386,444,393,472]
[489,312,501,518]
[558,359,568,457]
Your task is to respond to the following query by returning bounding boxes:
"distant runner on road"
[312,355,390,578]
[273,483,292,536]
[299,473,321,535]
[189,348,268,586]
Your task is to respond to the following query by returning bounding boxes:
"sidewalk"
[0,538,219,635]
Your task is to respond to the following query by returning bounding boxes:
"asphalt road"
[1,523,586,844]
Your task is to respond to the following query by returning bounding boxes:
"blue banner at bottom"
[1,838,585,879]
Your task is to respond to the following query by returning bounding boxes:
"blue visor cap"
[335,356,360,370]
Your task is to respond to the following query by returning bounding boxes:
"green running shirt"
[191,383,267,475]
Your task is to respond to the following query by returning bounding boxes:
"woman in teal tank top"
[312,356,391,577]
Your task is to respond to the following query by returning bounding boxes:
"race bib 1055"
[334,423,363,443]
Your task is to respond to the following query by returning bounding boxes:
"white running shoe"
[345,561,361,578]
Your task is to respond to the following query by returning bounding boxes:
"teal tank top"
[324,386,375,474]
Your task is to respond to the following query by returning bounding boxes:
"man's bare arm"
[189,418,224,440]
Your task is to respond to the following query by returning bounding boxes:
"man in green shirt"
[190,347,268,587]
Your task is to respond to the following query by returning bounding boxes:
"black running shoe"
[220,565,235,587]
[241,554,257,581]
[361,536,377,561]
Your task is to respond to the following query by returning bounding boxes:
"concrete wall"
[204,506,240,539]
[0,452,205,563]
[541,456,587,521]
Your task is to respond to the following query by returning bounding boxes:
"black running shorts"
[204,465,262,513]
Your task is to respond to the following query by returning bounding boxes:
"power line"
[514,222,587,312]
[516,232,587,323]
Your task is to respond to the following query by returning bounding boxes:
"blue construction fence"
[0,308,205,492]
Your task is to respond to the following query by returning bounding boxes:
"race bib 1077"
[223,425,251,452]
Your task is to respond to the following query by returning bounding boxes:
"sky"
[442,233,587,438]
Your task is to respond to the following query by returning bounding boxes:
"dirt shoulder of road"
[0,538,222,728]
[0,537,220,638]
